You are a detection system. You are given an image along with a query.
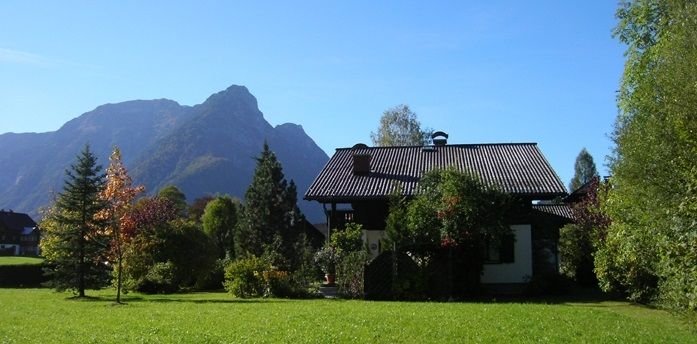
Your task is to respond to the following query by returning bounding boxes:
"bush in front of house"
[315,222,369,298]
[0,264,47,287]
[224,256,267,298]
[223,253,319,299]
[314,246,337,276]
[336,250,369,298]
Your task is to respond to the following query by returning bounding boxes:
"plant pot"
[325,273,336,285]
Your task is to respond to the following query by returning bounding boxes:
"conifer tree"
[41,144,108,297]
[237,143,303,268]
[569,148,599,192]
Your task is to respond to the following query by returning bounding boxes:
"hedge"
[0,264,47,287]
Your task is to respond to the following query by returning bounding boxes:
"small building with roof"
[304,132,573,291]
[0,210,40,256]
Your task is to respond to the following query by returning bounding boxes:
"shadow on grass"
[478,287,624,305]
[64,294,285,304]
[477,295,622,306]
[364,287,626,306]
[65,295,111,302]
[134,298,286,304]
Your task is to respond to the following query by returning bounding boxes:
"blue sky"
[0,1,624,190]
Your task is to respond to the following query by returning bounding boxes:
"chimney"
[431,131,449,146]
[351,143,371,175]
[353,154,371,175]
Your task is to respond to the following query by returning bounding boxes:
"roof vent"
[431,131,448,146]
[352,154,371,176]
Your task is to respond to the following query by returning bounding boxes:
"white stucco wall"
[480,224,532,284]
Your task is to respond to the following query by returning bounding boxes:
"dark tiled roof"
[532,204,575,222]
[305,143,567,202]
[564,177,597,203]
[0,211,37,234]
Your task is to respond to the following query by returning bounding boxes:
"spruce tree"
[41,144,109,297]
[569,148,598,192]
[237,143,303,268]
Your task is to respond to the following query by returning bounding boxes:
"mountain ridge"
[0,85,328,221]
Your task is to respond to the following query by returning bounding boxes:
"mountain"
[0,85,329,222]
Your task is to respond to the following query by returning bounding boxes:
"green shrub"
[224,257,266,298]
[330,222,364,254]
[224,255,319,299]
[262,269,293,297]
[336,251,369,298]
[287,237,321,298]
[559,223,596,286]
[314,246,337,275]
[139,261,178,294]
[196,258,227,291]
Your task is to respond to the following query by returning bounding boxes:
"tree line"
[560,0,697,313]
[40,143,316,302]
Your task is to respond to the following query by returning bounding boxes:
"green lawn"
[0,289,694,343]
[0,256,43,266]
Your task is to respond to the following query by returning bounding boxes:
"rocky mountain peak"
[0,85,329,221]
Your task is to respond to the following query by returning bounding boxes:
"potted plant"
[314,246,337,285]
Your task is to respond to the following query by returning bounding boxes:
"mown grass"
[0,256,43,266]
[0,289,694,343]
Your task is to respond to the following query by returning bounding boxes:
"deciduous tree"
[407,169,512,295]
[370,104,431,146]
[157,185,187,217]
[601,0,697,309]
[98,147,144,303]
[559,177,610,286]
[202,196,240,259]
[121,197,216,293]
[189,195,215,222]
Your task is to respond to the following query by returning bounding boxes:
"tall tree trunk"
[116,239,123,304]
[79,226,85,297]
[116,258,123,303]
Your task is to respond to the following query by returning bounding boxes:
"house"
[0,210,40,256]
[304,133,573,290]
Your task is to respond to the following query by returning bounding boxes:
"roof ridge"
[335,142,539,151]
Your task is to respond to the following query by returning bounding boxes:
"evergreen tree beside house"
[236,143,306,270]
[568,148,599,192]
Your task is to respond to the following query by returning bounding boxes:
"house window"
[484,239,501,263]
[484,234,515,264]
